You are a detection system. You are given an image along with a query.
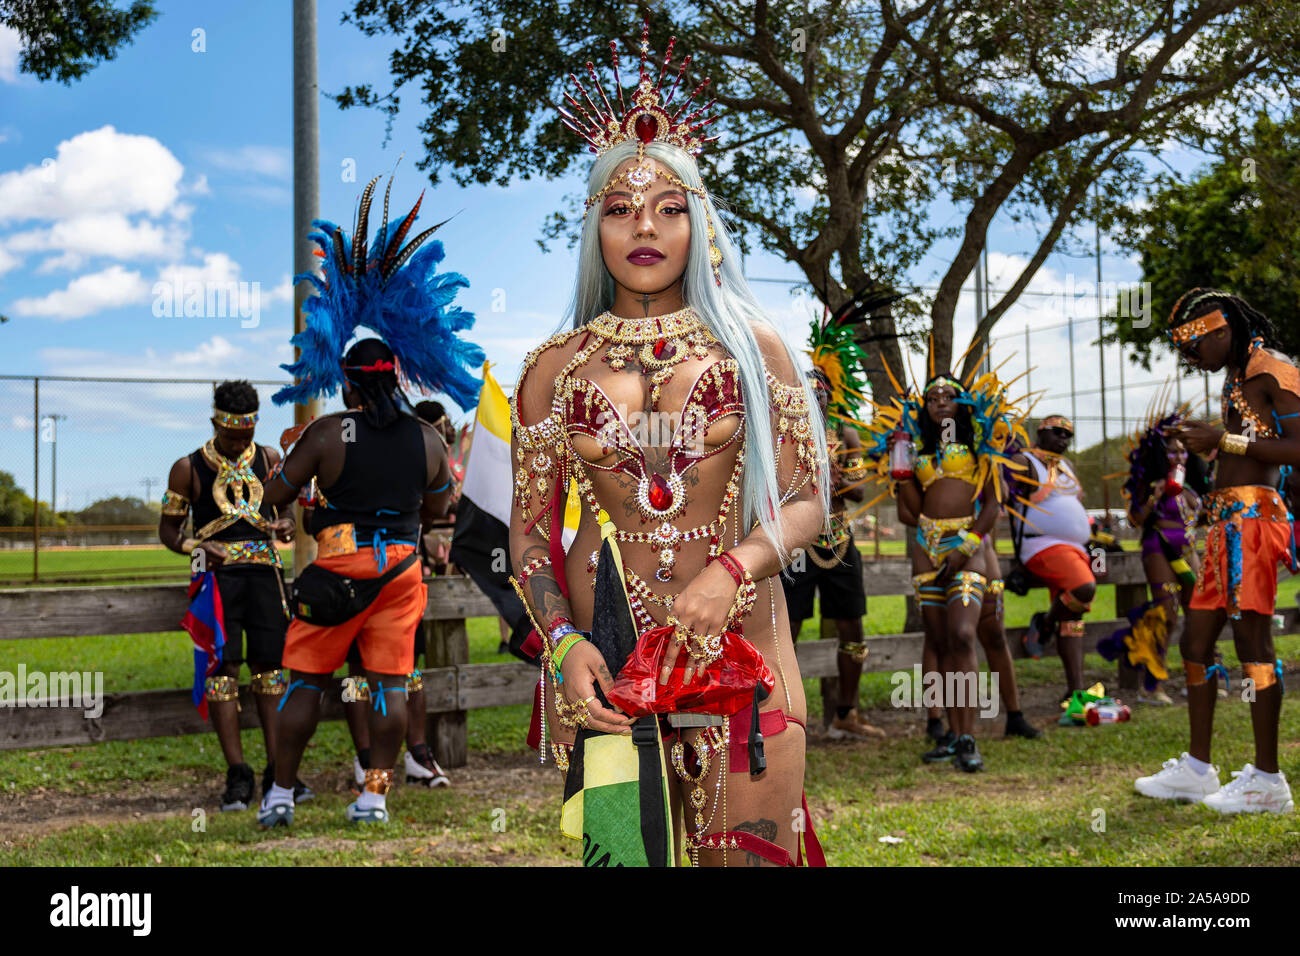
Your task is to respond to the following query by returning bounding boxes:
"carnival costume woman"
[508,20,830,867]
[857,351,1031,769]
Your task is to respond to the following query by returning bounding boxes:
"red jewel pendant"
[652,337,675,361]
[634,114,659,144]
[648,473,674,510]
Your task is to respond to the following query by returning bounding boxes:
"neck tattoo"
[638,292,653,317]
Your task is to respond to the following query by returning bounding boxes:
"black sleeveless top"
[189,444,276,542]
[315,413,427,542]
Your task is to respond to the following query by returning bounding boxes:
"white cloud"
[0,126,184,226]
[205,145,291,179]
[10,265,151,320]
[0,25,19,84]
[6,213,187,268]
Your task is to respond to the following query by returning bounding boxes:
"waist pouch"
[290,550,419,626]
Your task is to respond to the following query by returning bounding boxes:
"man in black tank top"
[257,339,454,828]
[159,381,305,812]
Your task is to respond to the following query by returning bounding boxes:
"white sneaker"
[404,750,450,788]
[353,755,365,788]
[1202,764,1294,815]
[1135,753,1220,802]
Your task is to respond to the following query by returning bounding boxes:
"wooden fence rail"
[4,553,1287,758]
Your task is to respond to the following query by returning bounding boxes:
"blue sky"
[0,0,1216,510]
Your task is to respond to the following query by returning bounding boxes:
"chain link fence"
[0,375,296,585]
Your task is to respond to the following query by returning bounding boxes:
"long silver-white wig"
[566,140,830,561]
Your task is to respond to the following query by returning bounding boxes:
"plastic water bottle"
[889,430,915,480]
[1084,701,1132,725]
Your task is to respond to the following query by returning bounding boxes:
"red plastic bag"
[606,624,775,717]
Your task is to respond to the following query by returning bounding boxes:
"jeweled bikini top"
[914,441,979,491]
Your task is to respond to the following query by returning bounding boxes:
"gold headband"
[924,375,963,396]
[1041,415,1074,433]
[214,407,258,429]
[1168,308,1228,347]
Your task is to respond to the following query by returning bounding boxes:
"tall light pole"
[293,0,321,574]
[46,413,66,517]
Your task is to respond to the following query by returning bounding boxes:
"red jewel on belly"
[652,338,674,360]
[648,473,674,510]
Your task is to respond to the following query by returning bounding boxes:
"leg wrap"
[276,679,324,712]
[984,579,1004,619]
[1243,660,1282,693]
[341,676,370,702]
[405,669,425,693]
[1059,620,1085,638]
[205,674,240,710]
[250,668,287,696]
[913,571,945,608]
[363,767,393,796]
[1060,591,1091,613]
[837,641,869,664]
[371,681,408,716]
[1184,660,1230,690]
[946,571,987,608]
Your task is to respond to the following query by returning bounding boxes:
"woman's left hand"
[1170,420,1222,455]
[661,561,739,685]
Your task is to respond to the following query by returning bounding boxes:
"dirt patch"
[0,752,561,840]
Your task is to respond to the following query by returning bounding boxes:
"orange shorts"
[281,543,426,676]
[1024,544,1095,603]
[1190,486,1293,619]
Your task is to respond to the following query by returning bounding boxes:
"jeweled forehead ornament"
[559,18,723,285]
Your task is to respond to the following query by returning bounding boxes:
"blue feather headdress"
[273,174,485,411]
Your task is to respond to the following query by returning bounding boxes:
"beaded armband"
[161,489,191,517]
[516,554,552,587]
[956,530,983,557]
[767,371,820,496]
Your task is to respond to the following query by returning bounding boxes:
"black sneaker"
[922,731,956,763]
[925,716,946,743]
[261,762,316,803]
[1004,712,1042,740]
[952,734,984,773]
[1022,612,1047,659]
[221,763,255,811]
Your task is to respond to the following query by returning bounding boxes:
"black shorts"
[213,565,288,667]
[781,535,866,624]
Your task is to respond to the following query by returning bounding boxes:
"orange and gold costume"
[1190,486,1295,620]
[281,542,426,675]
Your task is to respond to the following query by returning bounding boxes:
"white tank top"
[1014,452,1090,562]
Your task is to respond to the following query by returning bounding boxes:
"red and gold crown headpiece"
[558,18,724,286]
[558,19,719,159]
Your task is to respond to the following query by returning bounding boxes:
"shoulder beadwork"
[511,326,586,447]
[765,370,809,415]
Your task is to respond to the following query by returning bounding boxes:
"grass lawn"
[4,611,1300,865]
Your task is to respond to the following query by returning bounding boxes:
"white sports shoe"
[1135,753,1221,802]
[1202,764,1294,815]
[404,750,451,788]
[353,755,365,788]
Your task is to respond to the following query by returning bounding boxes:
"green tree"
[1103,112,1300,370]
[76,495,156,525]
[0,0,157,84]
[0,470,32,525]
[332,0,1300,395]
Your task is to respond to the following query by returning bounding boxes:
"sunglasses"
[1047,427,1073,439]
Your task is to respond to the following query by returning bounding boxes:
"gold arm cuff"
[1218,432,1250,456]
[161,490,190,516]
[406,670,425,693]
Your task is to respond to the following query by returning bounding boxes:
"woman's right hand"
[559,639,633,735]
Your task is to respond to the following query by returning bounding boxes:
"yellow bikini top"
[915,441,979,490]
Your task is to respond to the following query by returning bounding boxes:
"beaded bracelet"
[517,555,552,587]
[547,617,578,648]
[716,551,745,587]
[551,631,588,679]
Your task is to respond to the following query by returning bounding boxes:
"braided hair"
[1167,288,1280,371]
[918,372,975,455]
[342,338,416,429]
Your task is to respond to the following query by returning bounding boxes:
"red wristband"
[716,552,745,587]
